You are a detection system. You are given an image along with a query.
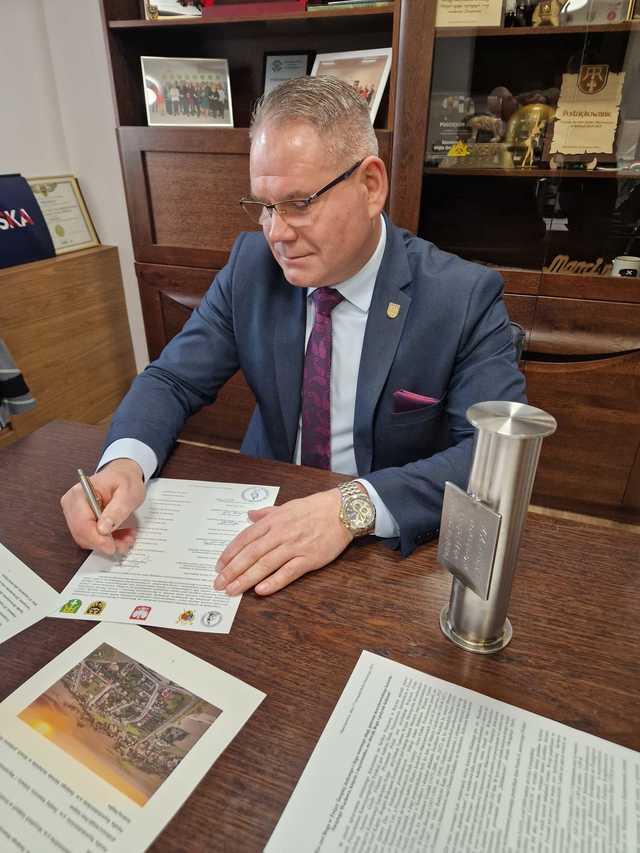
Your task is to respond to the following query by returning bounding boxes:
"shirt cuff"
[356,479,400,539]
[97,438,158,484]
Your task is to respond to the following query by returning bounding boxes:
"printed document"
[0,622,264,852]
[267,651,639,852]
[52,478,278,633]
[0,542,60,644]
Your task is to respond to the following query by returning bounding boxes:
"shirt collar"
[308,215,386,314]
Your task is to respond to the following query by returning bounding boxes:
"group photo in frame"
[310,48,392,123]
[141,56,233,128]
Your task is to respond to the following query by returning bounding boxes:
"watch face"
[344,495,375,532]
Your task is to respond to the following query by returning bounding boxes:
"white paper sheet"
[0,542,61,644]
[52,478,278,633]
[267,651,639,853]
[0,622,264,853]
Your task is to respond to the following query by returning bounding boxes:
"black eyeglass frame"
[239,158,365,225]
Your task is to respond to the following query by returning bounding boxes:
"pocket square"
[393,389,440,413]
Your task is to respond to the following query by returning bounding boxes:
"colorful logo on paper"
[60,598,82,614]
[85,600,107,616]
[177,609,195,625]
[129,605,152,621]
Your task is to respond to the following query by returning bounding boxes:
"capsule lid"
[466,401,557,438]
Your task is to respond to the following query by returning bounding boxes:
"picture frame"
[560,0,635,24]
[26,175,99,255]
[310,48,392,123]
[140,56,234,128]
[262,52,313,97]
[142,0,202,19]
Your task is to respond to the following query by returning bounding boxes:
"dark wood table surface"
[1,421,639,852]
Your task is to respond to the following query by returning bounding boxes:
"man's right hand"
[60,459,146,556]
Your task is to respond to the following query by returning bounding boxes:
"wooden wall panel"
[146,152,252,252]
[527,352,640,510]
[531,297,640,356]
[120,126,393,270]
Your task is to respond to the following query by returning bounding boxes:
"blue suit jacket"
[107,217,527,555]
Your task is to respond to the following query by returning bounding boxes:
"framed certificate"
[263,52,312,96]
[27,175,99,255]
[436,0,504,27]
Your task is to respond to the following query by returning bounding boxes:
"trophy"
[438,401,557,654]
[532,0,562,25]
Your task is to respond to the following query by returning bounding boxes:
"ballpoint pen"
[77,468,103,520]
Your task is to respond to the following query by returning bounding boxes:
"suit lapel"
[273,281,307,461]
[354,221,413,474]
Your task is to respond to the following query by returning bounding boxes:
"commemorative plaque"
[437,482,501,601]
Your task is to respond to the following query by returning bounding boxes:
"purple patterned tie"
[301,288,344,469]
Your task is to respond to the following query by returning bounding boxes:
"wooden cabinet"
[393,8,640,519]
[0,247,136,445]
[101,1,640,519]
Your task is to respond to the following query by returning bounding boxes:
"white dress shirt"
[100,215,399,538]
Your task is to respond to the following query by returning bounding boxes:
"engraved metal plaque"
[437,481,501,600]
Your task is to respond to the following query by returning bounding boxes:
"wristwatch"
[337,481,376,538]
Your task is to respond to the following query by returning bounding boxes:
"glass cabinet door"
[419,16,640,278]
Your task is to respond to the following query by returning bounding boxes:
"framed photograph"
[310,48,392,123]
[140,56,233,128]
[142,0,202,19]
[263,52,313,97]
[560,0,635,23]
[27,175,99,255]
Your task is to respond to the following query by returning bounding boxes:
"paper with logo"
[550,67,625,156]
[0,542,61,644]
[0,622,265,852]
[266,651,639,853]
[52,478,279,633]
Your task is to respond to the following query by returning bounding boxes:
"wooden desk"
[1,421,638,852]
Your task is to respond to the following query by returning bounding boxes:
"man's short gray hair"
[250,76,379,167]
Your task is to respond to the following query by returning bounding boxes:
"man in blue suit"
[61,76,526,595]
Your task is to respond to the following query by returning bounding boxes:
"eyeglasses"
[240,159,364,227]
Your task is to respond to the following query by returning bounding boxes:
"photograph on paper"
[310,48,392,123]
[19,643,221,805]
[0,624,264,853]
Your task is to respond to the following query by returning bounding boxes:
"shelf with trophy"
[420,2,640,273]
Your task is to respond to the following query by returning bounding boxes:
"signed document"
[0,623,264,853]
[53,478,278,633]
[267,651,639,852]
[0,542,61,644]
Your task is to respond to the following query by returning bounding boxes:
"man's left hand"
[214,488,353,596]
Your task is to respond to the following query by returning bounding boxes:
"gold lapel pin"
[386,302,401,319]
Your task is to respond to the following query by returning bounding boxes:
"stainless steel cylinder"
[440,401,557,653]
